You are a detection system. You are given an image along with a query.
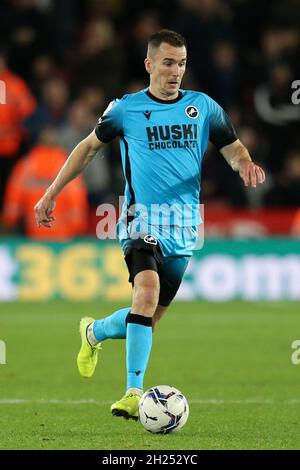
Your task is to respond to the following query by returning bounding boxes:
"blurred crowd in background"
[0,0,299,239]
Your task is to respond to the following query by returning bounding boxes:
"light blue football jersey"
[95,88,237,256]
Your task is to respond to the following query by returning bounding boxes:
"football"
[138,385,189,434]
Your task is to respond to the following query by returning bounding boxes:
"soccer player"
[34,30,265,420]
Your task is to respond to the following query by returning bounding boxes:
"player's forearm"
[220,139,252,172]
[46,139,98,199]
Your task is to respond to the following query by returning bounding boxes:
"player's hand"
[34,194,56,228]
[239,160,265,188]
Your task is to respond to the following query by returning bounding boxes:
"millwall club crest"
[185,105,199,119]
[144,235,157,245]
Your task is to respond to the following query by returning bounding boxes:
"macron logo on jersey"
[143,110,152,120]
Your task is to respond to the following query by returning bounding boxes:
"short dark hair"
[147,29,187,53]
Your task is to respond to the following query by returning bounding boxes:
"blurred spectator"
[261,28,299,67]
[57,100,111,204]
[71,19,123,98]
[0,49,36,210]
[1,128,88,240]
[57,100,95,152]
[264,149,300,207]
[29,54,58,100]
[254,63,300,126]
[26,77,69,142]
[46,0,86,61]
[173,0,234,94]
[212,41,239,107]
[86,0,123,20]
[78,87,106,118]
[124,11,162,82]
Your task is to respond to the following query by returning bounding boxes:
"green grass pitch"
[1,301,300,450]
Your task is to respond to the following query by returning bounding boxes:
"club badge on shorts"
[144,235,157,245]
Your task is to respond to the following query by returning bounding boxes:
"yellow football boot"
[77,316,101,378]
[111,392,141,421]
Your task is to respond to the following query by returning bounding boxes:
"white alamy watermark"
[0,340,6,365]
[291,340,300,365]
[95,197,205,250]
[291,80,300,105]
[0,80,6,104]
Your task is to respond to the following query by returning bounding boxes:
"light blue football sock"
[93,307,130,342]
[126,313,153,391]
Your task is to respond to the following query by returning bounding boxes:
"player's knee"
[136,284,159,308]
[132,270,160,315]
[132,284,159,315]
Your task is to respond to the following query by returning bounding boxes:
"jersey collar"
[145,88,183,104]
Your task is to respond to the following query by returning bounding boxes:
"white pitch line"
[0,399,300,405]
[189,399,300,405]
[0,399,97,405]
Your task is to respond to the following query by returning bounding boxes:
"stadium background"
[0,0,300,450]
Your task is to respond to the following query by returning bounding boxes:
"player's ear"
[144,57,152,75]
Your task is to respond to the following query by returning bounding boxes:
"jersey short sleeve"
[207,96,237,150]
[95,97,126,143]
